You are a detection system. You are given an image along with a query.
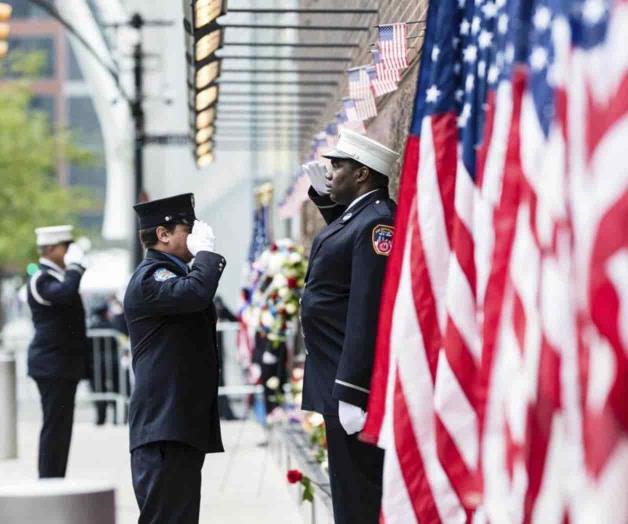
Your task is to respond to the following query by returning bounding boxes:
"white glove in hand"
[64,243,88,269]
[304,161,329,196]
[186,219,215,255]
[338,400,367,435]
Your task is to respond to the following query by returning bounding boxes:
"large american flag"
[363,0,628,522]
[378,23,409,70]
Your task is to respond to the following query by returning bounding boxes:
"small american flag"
[312,132,327,159]
[336,108,366,134]
[347,66,370,100]
[355,91,377,120]
[342,97,360,122]
[367,65,397,97]
[371,47,401,83]
[377,23,408,70]
[324,122,338,148]
[247,204,271,263]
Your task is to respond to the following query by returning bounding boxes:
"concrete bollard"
[0,352,17,459]
[0,479,116,524]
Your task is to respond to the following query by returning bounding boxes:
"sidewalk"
[0,412,302,523]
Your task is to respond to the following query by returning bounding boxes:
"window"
[10,0,49,19]
[30,95,55,124]
[7,36,56,78]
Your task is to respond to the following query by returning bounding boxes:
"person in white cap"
[299,129,399,524]
[26,224,89,478]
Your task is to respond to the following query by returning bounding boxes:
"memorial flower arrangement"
[247,239,307,346]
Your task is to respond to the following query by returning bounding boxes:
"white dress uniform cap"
[322,128,400,177]
[35,225,74,247]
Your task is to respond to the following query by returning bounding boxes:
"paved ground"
[0,405,302,524]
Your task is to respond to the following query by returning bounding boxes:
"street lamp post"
[132,37,145,266]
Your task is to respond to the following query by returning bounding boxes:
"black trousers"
[324,415,385,524]
[34,378,78,478]
[131,441,206,524]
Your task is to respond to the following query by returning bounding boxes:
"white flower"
[273,274,288,288]
[285,303,297,315]
[288,252,302,264]
[268,253,284,274]
[309,413,324,427]
[258,251,270,269]
[292,367,304,381]
[278,287,290,299]
[266,376,280,390]
[261,310,274,327]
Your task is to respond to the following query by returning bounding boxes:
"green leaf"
[301,478,314,503]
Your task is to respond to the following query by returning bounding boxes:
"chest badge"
[372,224,394,256]
[342,212,353,222]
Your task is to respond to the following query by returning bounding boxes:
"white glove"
[186,219,215,255]
[64,243,88,269]
[338,400,367,435]
[304,161,329,196]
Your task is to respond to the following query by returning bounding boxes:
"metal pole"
[218,100,327,107]
[221,68,345,74]
[225,8,378,14]
[217,110,323,116]
[0,352,17,459]
[223,42,358,48]
[218,79,338,86]
[218,55,350,62]
[218,92,332,98]
[131,17,145,268]
[218,23,370,31]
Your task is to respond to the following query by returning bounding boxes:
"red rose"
[270,244,278,252]
[287,277,298,289]
[286,469,303,484]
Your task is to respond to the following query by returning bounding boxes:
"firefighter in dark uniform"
[26,225,89,478]
[300,129,399,524]
[123,193,226,523]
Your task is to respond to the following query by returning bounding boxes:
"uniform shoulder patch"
[372,224,394,256]
[153,267,177,282]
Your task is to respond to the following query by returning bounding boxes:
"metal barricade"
[82,323,264,425]
[84,328,130,425]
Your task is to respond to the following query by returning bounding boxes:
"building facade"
[8,0,107,233]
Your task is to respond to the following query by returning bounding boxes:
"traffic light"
[0,2,12,59]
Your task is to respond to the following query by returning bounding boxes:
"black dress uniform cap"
[133,193,196,230]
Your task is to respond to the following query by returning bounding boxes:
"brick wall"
[297,0,428,246]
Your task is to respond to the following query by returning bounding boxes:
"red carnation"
[286,469,303,484]
[287,277,298,289]
[270,243,278,252]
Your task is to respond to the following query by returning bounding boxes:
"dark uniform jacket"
[27,259,88,381]
[301,187,396,415]
[124,249,226,454]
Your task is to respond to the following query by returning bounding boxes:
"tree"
[0,52,94,274]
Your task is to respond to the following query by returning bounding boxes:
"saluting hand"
[64,243,88,269]
[186,220,216,255]
[304,161,329,196]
